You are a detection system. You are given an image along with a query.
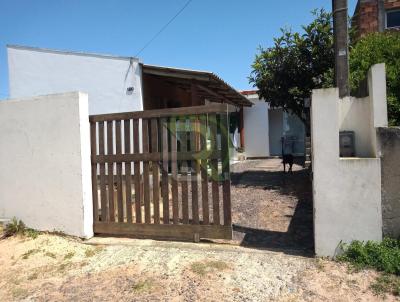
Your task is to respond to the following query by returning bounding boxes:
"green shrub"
[3,218,26,237]
[338,238,400,275]
[350,32,400,126]
[1,217,40,239]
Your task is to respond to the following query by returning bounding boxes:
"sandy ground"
[0,159,397,301]
[0,234,395,301]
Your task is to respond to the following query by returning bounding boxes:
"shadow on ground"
[231,164,314,257]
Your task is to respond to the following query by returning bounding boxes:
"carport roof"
[142,64,253,107]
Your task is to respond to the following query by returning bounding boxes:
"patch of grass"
[25,228,40,239]
[338,238,400,296]
[315,258,325,271]
[371,274,400,296]
[3,218,26,237]
[1,217,40,239]
[132,279,155,293]
[57,262,72,273]
[64,252,75,260]
[22,249,40,260]
[190,260,229,276]
[44,251,56,259]
[11,287,28,299]
[84,246,103,258]
[27,272,39,280]
[338,238,400,275]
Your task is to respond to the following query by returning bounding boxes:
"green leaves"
[249,9,334,126]
[350,32,400,126]
[338,238,400,275]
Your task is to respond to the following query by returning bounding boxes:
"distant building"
[241,90,305,158]
[352,0,400,38]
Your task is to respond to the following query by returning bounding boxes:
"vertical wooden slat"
[209,114,220,225]
[107,121,115,222]
[142,119,151,223]
[115,120,124,222]
[133,119,142,223]
[191,116,200,225]
[124,119,133,223]
[90,122,99,222]
[151,119,160,224]
[170,118,179,224]
[98,122,108,222]
[180,117,189,224]
[200,115,209,225]
[161,118,169,224]
[220,110,232,226]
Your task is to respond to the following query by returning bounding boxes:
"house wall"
[352,0,400,38]
[0,92,93,238]
[7,45,143,115]
[311,64,388,257]
[268,109,284,156]
[243,96,270,157]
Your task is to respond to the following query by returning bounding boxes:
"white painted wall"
[0,92,93,238]
[311,64,388,256]
[244,95,270,157]
[7,45,143,115]
[338,64,388,158]
[339,97,373,157]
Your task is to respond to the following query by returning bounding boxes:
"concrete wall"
[243,95,270,157]
[311,64,388,256]
[377,127,400,238]
[0,92,93,238]
[7,45,143,115]
[339,97,375,157]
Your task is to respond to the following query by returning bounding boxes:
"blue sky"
[0,0,357,99]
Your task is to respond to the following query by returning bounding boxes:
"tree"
[249,9,334,126]
[350,32,400,126]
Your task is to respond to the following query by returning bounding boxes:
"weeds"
[84,246,103,258]
[64,252,75,260]
[338,238,400,296]
[44,251,56,259]
[1,217,40,239]
[3,218,25,238]
[132,279,155,293]
[21,249,40,260]
[190,260,229,276]
[338,238,400,275]
[27,272,39,280]
[11,287,28,299]
[371,274,400,296]
[25,228,40,239]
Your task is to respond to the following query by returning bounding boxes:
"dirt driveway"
[0,159,395,301]
[230,158,313,255]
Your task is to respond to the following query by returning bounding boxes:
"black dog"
[282,153,293,174]
[281,137,293,173]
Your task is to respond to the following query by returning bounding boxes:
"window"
[386,10,400,29]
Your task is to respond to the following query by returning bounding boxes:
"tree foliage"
[249,9,334,125]
[350,32,400,126]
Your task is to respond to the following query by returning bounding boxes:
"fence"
[89,104,232,241]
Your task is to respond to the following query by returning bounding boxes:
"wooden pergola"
[141,64,253,109]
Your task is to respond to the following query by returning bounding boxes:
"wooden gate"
[89,104,232,241]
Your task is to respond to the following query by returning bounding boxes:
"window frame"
[385,9,400,29]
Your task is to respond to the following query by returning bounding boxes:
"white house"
[241,90,306,158]
[7,45,305,160]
